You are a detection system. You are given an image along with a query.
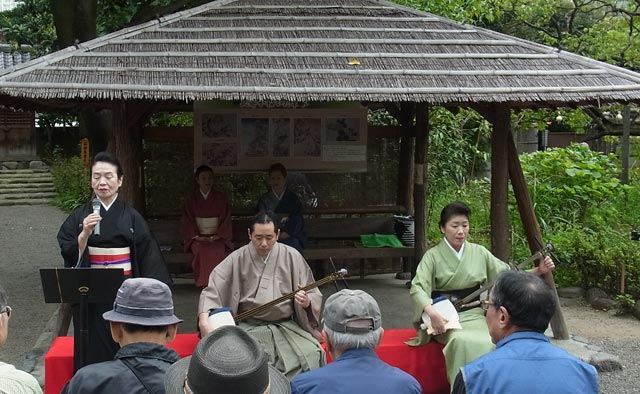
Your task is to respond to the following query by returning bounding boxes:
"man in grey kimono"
[198,212,324,378]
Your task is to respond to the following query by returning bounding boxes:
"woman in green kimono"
[409,201,555,387]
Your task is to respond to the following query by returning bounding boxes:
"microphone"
[92,198,101,236]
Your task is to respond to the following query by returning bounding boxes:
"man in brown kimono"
[198,212,324,378]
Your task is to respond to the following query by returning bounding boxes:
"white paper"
[208,310,236,330]
[420,299,462,335]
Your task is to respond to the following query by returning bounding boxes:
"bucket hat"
[102,278,182,326]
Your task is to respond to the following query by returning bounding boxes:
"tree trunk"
[50,0,97,48]
[50,0,108,156]
[111,101,155,213]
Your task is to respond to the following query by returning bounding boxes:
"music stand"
[40,268,124,372]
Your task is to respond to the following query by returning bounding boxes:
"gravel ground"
[596,339,640,394]
[0,205,65,367]
[1,204,639,394]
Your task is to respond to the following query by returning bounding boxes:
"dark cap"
[323,289,381,333]
[102,278,182,326]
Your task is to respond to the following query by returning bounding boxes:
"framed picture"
[194,102,367,171]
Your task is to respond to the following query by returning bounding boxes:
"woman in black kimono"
[57,151,171,368]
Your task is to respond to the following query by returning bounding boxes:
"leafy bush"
[519,143,627,225]
[431,143,640,298]
[50,156,91,212]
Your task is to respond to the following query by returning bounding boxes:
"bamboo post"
[507,129,570,339]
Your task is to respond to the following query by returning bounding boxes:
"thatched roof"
[2,0,640,107]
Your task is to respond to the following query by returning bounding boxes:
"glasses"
[0,306,11,319]
[479,300,494,311]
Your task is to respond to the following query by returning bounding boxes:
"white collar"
[98,194,118,211]
[200,189,211,199]
[271,189,285,201]
[262,249,272,264]
[444,237,465,260]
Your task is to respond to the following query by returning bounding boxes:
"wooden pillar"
[413,103,429,276]
[621,104,631,185]
[507,130,570,339]
[489,104,510,261]
[397,103,416,214]
[111,100,154,214]
[399,137,416,214]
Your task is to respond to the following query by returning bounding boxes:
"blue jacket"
[61,342,179,394]
[290,348,421,394]
[457,331,599,394]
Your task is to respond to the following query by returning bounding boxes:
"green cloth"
[360,233,404,248]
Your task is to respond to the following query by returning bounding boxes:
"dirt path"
[560,298,640,340]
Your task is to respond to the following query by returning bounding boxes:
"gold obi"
[196,217,219,235]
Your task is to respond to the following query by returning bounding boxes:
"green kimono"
[409,240,509,386]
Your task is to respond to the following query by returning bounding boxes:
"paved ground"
[1,204,637,393]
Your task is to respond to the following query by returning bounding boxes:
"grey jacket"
[61,342,180,394]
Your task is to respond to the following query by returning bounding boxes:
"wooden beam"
[144,126,193,141]
[142,125,411,141]
[413,103,429,276]
[507,130,570,340]
[489,104,510,261]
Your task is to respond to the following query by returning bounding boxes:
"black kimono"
[57,197,171,368]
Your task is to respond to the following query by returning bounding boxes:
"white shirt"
[0,361,43,394]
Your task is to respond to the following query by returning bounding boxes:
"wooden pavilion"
[4,0,640,338]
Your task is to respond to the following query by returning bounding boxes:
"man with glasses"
[0,284,43,394]
[452,271,599,394]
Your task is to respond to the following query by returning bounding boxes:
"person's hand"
[198,312,213,336]
[537,256,555,275]
[295,285,311,309]
[425,306,448,335]
[81,212,101,236]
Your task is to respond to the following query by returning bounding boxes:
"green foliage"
[392,0,502,25]
[512,108,592,134]
[0,0,56,56]
[50,155,91,212]
[614,293,636,314]
[519,143,627,224]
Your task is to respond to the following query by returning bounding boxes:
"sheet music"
[420,299,462,335]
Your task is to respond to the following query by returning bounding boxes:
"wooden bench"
[149,211,414,279]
